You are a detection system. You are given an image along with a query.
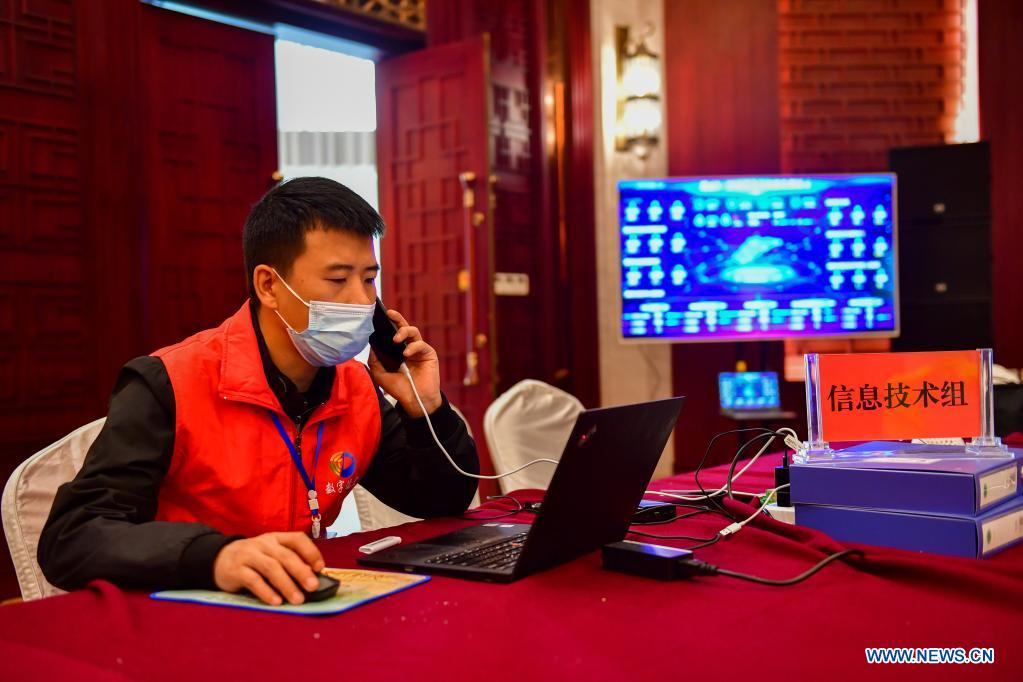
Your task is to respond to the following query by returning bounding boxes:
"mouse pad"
[151,568,429,616]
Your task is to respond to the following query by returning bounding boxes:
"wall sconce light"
[615,23,662,159]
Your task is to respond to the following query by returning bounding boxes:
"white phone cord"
[401,364,558,480]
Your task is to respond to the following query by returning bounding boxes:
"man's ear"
[253,265,279,309]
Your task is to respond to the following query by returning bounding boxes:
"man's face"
[275,228,379,332]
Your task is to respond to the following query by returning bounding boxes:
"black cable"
[694,428,777,521]
[629,506,731,526]
[679,535,722,552]
[676,508,731,521]
[725,431,783,501]
[630,518,683,527]
[466,497,726,525]
[631,503,684,516]
[629,502,715,525]
[461,495,524,521]
[682,536,722,551]
[724,431,777,501]
[694,431,742,521]
[626,528,720,544]
[683,549,865,586]
[624,530,722,552]
[460,509,520,521]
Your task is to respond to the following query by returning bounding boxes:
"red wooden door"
[376,37,498,485]
[139,5,278,349]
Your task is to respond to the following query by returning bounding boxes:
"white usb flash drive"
[358,535,402,554]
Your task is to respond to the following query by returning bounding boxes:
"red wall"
[665,0,784,471]
[664,0,986,469]
[779,0,963,172]
[666,0,781,176]
[979,0,1023,368]
[0,0,281,600]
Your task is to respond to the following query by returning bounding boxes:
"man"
[38,177,479,606]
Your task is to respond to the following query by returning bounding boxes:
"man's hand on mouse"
[213,531,325,605]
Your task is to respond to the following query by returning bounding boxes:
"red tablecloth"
[1,455,1021,681]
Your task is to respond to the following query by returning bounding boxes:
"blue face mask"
[272,269,374,367]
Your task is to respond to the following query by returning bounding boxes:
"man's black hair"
[243,176,385,300]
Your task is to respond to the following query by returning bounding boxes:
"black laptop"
[357,396,685,582]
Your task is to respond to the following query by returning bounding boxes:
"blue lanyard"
[268,411,325,514]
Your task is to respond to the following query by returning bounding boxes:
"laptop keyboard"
[423,532,529,571]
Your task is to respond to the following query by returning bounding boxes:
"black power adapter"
[601,540,694,580]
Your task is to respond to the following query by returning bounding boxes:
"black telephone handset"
[368,298,408,372]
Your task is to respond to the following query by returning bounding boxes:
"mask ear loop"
[270,268,311,333]
[270,268,311,307]
[273,309,300,333]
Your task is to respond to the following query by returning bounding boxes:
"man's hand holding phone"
[368,304,442,418]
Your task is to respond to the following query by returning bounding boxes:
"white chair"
[484,379,584,494]
[2,418,105,601]
[344,402,480,534]
[349,485,419,533]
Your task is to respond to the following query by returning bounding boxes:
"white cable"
[401,364,559,481]
[646,431,779,502]
[644,429,800,538]
[719,484,789,537]
[646,489,761,502]
[776,427,803,452]
[645,426,803,503]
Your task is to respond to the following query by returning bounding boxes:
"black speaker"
[896,224,992,301]
[890,142,991,225]
[896,299,993,351]
[889,143,993,352]
[994,384,1023,437]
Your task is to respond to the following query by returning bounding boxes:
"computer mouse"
[244,572,340,604]
[303,572,340,602]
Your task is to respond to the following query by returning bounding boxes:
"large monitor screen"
[619,174,898,342]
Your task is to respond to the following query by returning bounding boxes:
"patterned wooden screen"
[0,0,99,463]
[139,5,278,349]
[376,36,496,478]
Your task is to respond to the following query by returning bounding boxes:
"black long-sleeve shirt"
[38,305,479,592]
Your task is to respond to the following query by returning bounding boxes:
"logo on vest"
[329,451,357,478]
[325,477,358,496]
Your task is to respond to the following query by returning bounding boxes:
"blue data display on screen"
[718,372,781,410]
[618,175,898,342]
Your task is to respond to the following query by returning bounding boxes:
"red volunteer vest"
[151,303,381,537]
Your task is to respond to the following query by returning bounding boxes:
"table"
[1,454,1021,681]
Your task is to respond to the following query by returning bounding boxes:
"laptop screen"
[718,372,781,410]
